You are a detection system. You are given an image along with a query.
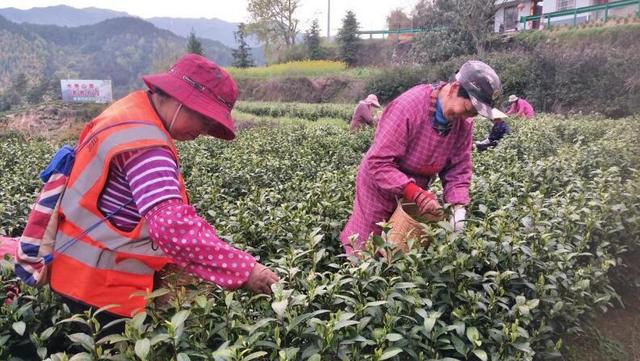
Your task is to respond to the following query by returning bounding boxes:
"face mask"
[169,103,183,133]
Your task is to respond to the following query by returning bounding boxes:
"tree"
[409,30,475,64]
[246,21,279,63]
[151,52,181,73]
[186,31,204,55]
[337,10,361,67]
[386,8,412,41]
[12,73,28,94]
[247,0,300,50]
[387,8,412,31]
[232,23,255,68]
[1,73,29,109]
[408,0,496,64]
[454,0,496,55]
[305,19,322,60]
[411,0,434,29]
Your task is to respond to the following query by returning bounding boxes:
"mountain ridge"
[0,15,238,100]
[0,5,257,48]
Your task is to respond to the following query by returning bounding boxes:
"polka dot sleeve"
[145,199,257,289]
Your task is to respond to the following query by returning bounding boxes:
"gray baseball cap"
[455,60,507,120]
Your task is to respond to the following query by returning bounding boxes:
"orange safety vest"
[50,90,189,317]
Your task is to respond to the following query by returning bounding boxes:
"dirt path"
[563,250,640,361]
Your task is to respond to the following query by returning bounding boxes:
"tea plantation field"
[1,110,639,361]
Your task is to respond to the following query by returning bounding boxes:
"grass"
[226,60,381,79]
[564,328,630,361]
[514,19,640,45]
[562,248,640,361]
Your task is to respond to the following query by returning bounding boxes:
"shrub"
[227,60,348,79]
[409,30,475,64]
[235,101,354,122]
[1,116,639,360]
[401,24,640,118]
[363,67,433,104]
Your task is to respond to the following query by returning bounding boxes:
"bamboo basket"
[154,264,200,307]
[388,199,441,252]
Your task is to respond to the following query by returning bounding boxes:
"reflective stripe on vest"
[58,123,168,257]
[55,231,152,275]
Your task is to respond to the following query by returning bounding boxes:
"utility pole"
[327,0,331,38]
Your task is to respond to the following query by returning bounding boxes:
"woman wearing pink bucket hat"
[142,54,239,140]
[47,53,278,335]
[350,94,381,131]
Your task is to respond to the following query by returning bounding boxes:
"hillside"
[0,15,233,99]
[0,5,128,27]
[147,17,265,64]
[146,16,259,48]
[0,5,259,50]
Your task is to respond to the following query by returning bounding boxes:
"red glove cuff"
[402,183,418,200]
[403,182,436,202]
[402,183,416,200]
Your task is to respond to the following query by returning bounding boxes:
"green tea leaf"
[466,327,480,343]
[135,338,150,360]
[171,310,191,329]
[333,320,359,331]
[68,333,94,352]
[244,351,268,361]
[271,299,289,319]
[379,347,403,360]
[69,352,94,361]
[177,353,191,361]
[385,333,403,342]
[472,349,488,361]
[12,321,26,336]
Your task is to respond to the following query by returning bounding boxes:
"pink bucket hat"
[364,94,381,107]
[142,54,238,140]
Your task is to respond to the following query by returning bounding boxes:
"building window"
[504,6,518,30]
[557,0,576,11]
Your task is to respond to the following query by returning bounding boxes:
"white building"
[495,0,638,31]
[542,0,599,26]
[494,0,543,32]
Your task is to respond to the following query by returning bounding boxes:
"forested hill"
[0,15,233,100]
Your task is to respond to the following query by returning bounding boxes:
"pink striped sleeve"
[119,147,183,215]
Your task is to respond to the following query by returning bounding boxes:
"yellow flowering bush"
[227,60,347,78]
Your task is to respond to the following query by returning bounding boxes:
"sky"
[1,0,420,35]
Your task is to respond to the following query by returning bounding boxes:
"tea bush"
[234,102,355,123]
[0,134,56,237]
[1,114,639,360]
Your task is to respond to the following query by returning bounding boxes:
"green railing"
[520,0,640,29]
[356,27,445,39]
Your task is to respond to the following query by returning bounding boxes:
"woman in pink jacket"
[340,61,507,255]
[350,94,381,131]
[506,95,535,118]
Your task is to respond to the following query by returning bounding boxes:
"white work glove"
[449,205,466,232]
